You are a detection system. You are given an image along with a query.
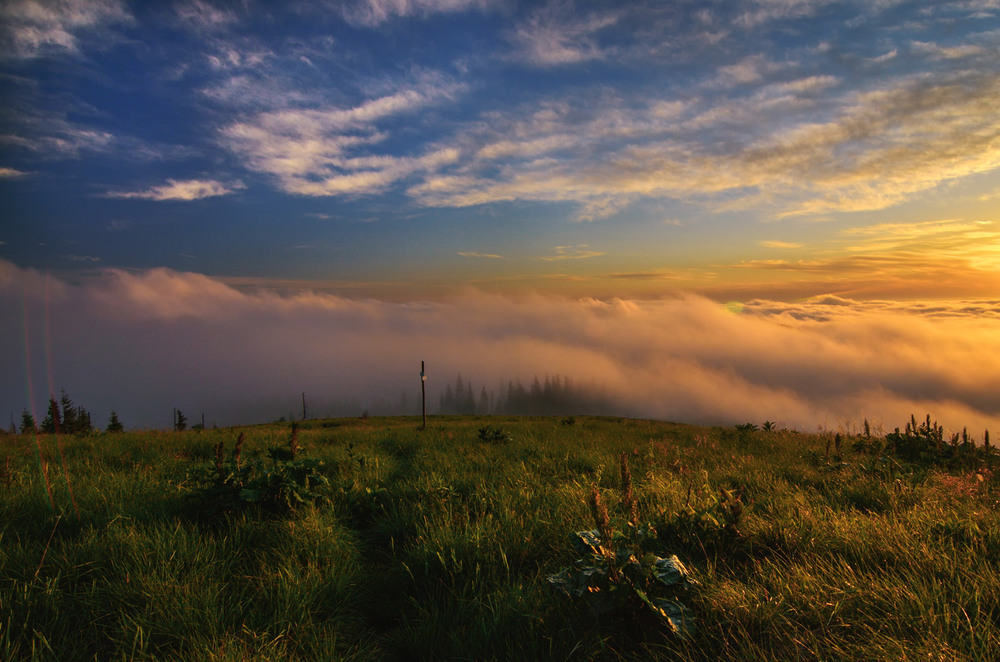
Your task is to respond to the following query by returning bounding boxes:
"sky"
[2,0,999,432]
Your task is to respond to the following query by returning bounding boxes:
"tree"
[40,396,60,434]
[76,406,93,434]
[106,411,124,433]
[20,409,36,434]
[60,390,78,434]
[175,409,187,431]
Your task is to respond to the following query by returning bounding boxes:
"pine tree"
[175,409,187,431]
[20,409,36,434]
[76,406,92,434]
[107,410,124,433]
[40,396,60,434]
[60,389,78,434]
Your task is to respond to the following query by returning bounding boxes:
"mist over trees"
[437,374,617,417]
[11,374,625,431]
[266,373,622,422]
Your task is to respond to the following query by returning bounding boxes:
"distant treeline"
[7,374,621,433]
[437,374,617,417]
[301,374,622,421]
[13,389,123,435]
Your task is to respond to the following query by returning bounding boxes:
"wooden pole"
[421,361,426,429]
[302,392,307,421]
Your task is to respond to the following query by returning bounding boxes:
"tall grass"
[1,416,997,660]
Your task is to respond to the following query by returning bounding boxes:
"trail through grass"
[1,416,997,660]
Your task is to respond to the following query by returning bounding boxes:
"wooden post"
[421,361,426,429]
[302,392,307,421]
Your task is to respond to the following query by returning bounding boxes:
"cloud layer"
[3,260,998,435]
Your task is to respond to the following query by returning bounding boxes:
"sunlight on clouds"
[458,251,505,259]
[759,240,804,248]
[222,82,461,196]
[538,245,605,261]
[107,179,245,201]
[4,261,999,432]
[405,67,1000,219]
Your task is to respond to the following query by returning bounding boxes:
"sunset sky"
[2,0,999,431]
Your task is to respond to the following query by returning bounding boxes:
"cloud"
[911,40,988,60]
[0,167,28,177]
[509,3,620,66]
[107,179,245,201]
[538,245,605,261]
[411,66,1000,219]
[0,0,132,58]
[759,240,803,248]
[221,76,463,196]
[715,54,782,85]
[459,251,505,259]
[3,260,999,434]
[338,0,497,27]
[1,117,116,158]
[175,0,239,30]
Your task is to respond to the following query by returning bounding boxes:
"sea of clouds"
[3,259,998,436]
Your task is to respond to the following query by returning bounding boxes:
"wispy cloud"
[509,3,620,66]
[410,66,1000,219]
[459,251,505,259]
[175,0,239,30]
[0,167,28,177]
[222,77,463,196]
[107,179,245,201]
[0,0,132,58]
[538,245,605,261]
[759,240,803,248]
[338,0,498,27]
[2,117,116,158]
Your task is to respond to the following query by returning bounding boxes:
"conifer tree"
[60,389,78,433]
[175,409,187,431]
[76,406,92,433]
[40,396,60,434]
[20,409,36,434]
[106,410,124,433]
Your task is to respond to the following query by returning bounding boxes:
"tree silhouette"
[20,409,36,434]
[40,396,60,434]
[106,410,124,433]
[60,390,78,434]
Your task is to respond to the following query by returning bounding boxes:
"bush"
[184,426,330,517]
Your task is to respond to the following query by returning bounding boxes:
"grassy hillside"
[2,416,998,661]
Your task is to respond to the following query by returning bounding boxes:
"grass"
[1,415,998,660]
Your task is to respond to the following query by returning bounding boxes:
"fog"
[3,260,998,436]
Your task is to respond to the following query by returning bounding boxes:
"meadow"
[1,415,998,661]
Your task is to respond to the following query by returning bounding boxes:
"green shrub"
[184,426,330,516]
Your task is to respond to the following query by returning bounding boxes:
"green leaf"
[653,555,690,586]
[573,530,601,554]
[651,597,696,636]
[239,488,263,502]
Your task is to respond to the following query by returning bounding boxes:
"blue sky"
[3,0,998,299]
[3,1,1000,430]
